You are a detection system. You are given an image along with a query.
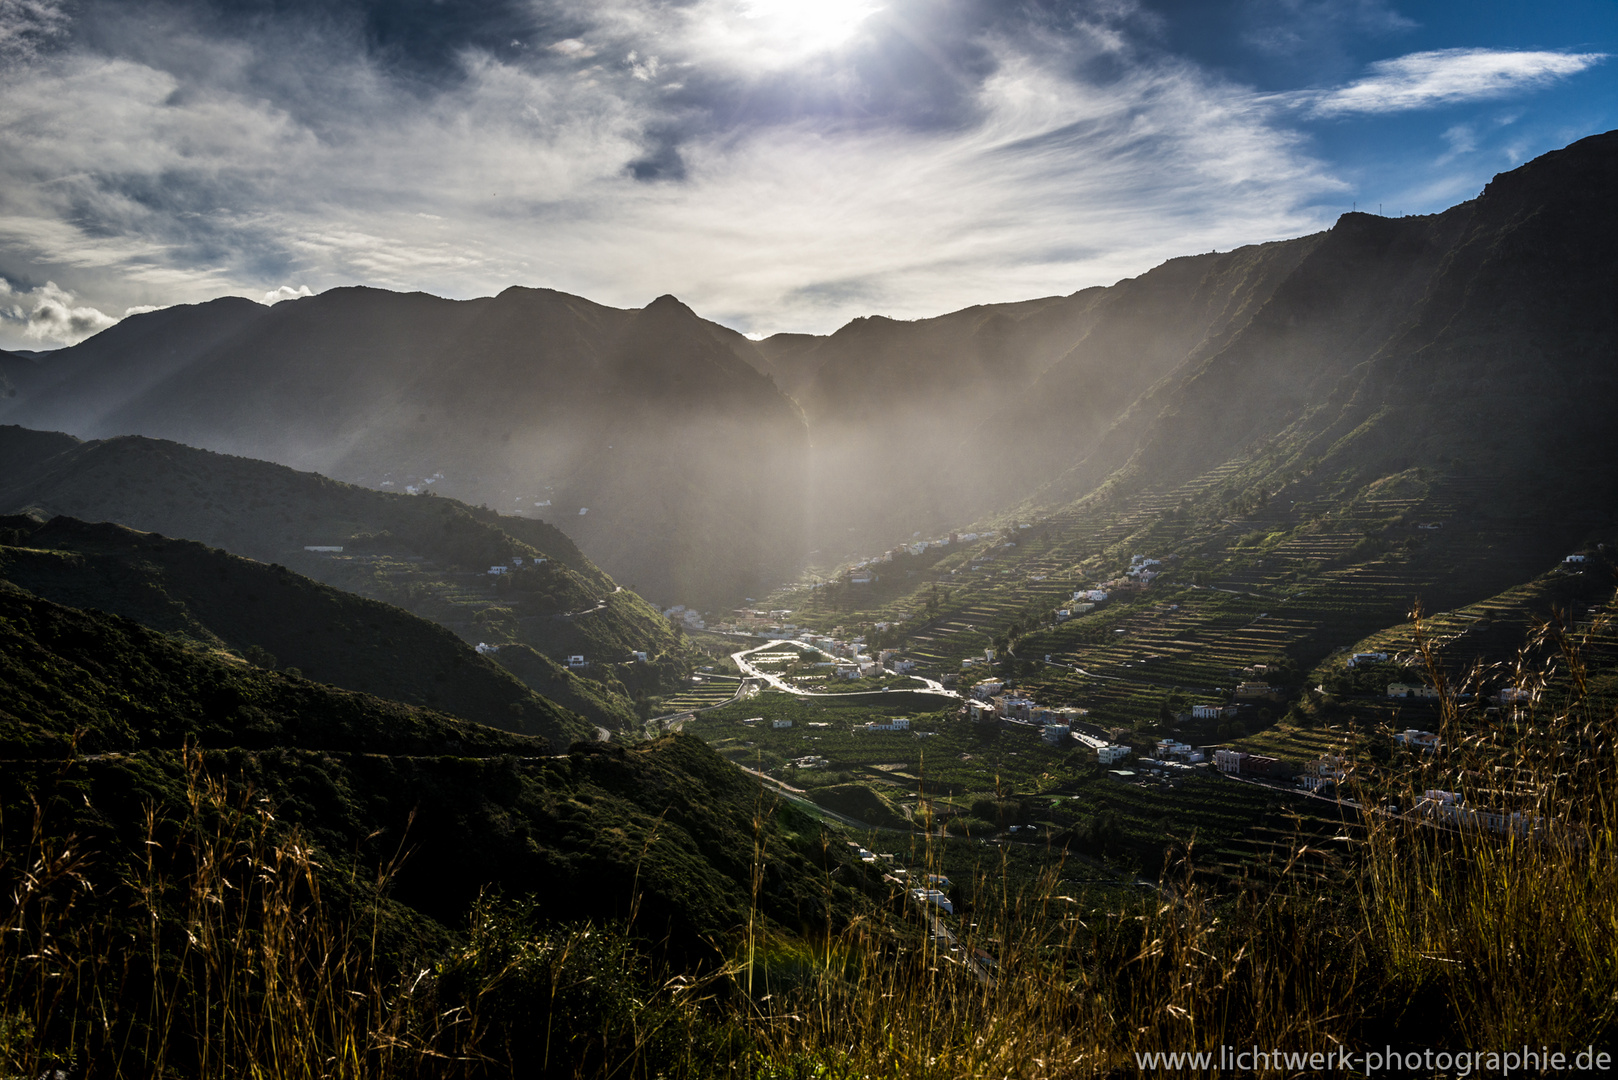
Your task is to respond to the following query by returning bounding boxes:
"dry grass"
[5,599,1615,1078]
[0,748,440,1078]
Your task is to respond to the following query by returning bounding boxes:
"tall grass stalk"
[1,747,438,1078]
[1356,601,1618,1048]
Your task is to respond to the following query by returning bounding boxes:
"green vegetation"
[0,515,598,744]
[0,429,696,728]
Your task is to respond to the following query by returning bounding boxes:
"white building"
[911,888,954,914]
[1387,683,1439,700]
[1396,729,1442,751]
[1097,744,1131,765]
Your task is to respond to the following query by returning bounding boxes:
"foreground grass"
[4,607,1615,1077]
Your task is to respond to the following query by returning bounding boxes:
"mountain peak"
[646,293,691,312]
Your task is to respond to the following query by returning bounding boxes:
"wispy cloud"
[0,2,1605,348]
[1301,48,1605,117]
[0,0,1356,342]
[0,0,68,63]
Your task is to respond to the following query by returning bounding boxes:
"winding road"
[730,638,960,700]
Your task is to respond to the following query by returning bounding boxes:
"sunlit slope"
[0,428,688,728]
[0,515,594,748]
[0,289,808,608]
[747,131,1618,568]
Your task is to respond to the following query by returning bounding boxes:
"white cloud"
[549,38,596,58]
[1303,48,1605,117]
[264,284,313,304]
[0,1,1365,341]
[0,279,117,344]
[0,0,68,63]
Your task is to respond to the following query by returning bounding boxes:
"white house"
[488,565,509,575]
[1347,652,1389,667]
[1097,744,1131,765]
[1387,683,1439,700]
[1396,729,1442,751]
[474,642,499,655]
[773,718,793,729]
[862,717,911,732]
[1191,704,1222,720]
[911,888,954,915]
[567,655,587,668]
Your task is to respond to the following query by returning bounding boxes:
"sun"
[736,0,882,57]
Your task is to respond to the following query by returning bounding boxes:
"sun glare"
[737,0,881,56]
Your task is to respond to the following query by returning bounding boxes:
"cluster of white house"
[663,604,707,630]
[487,555,546,576]
[844,844,958,913]
[961,679,1139,762]
[1413,789,1552,839]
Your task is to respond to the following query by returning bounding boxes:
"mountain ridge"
[4,129,1616,608]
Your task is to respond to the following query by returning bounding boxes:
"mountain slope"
[0,288,808,607]
[0,582,870,956]
[0,428,686,727]
[0,515,595,748]
[1046,129,1618,517]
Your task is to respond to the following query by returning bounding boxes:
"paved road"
[731,639,961,700]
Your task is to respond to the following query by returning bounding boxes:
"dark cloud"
[785,275,889,309]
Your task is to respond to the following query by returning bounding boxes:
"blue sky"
[0,0,1612,348]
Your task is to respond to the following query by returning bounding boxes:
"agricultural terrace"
[689,692,1355,880]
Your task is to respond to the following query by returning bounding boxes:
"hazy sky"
[0,0,1612,348]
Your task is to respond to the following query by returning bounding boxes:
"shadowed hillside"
[0,580,870,954]
[0,429,689,728]
[0,515,595,748]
